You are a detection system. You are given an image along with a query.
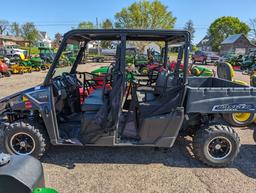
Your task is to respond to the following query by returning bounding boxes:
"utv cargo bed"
[186,77,256,113]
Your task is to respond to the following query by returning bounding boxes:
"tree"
[21,22,39,45]
[0,20,9,34]
[10,22,20,36]
[101,19,113,48]
[102,19,113,29]
[249,18,256,44]
[184,20,195,42]
[78,21,94,29]
[52,33,62,48]
[208,16,250,51]
[115,0,176,29]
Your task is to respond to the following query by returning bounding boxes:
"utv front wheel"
[4,120,49,158]
[192,123,240,167]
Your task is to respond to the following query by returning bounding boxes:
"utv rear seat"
[81,89,103,111]
[136,70,169,102]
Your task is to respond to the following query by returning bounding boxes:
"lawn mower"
[39,47,55,63]
[0,153,58,193]
[190,65,214,77]
[1,29,253,168]
[0,60,11,78]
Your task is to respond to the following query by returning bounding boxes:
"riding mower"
[216,62,255,126]
[38,47,55,63]
[0,60,11,78]
[0,153,58,193]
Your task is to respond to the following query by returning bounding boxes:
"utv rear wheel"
[3,120,49,159]
[223,113,255,127]
[253,129,256,143]
[192,123,240,167]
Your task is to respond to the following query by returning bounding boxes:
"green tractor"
[39,47,55,64]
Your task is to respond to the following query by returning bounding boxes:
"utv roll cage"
[43,29,191,85]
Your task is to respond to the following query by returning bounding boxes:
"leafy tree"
[249,18,256,44]
[10,22,20,36]
[78,21,94,29]
[115,0,176,29]
[21,22,39,45]
[52,33,62,48]
[0,20,9,34]
[101,19,113,48]
[102,19,113,29]
[184,20,195,42]
[208,16,250,51]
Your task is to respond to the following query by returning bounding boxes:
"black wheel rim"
[207,136,232,160]
[10,132,35,155]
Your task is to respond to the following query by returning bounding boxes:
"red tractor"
[0,60,11,78]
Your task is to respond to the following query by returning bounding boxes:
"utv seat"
[81,89,104,112]
[136,70,170,102]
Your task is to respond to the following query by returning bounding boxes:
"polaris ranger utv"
[0,29,253,167]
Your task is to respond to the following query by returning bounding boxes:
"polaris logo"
[212,104,256,112]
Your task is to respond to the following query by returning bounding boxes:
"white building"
[38,31,52,48]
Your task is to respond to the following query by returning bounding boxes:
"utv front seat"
[80,45,123,143]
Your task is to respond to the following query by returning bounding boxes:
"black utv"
[0,29,254,167]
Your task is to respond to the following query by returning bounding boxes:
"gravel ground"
[0,63,255,193]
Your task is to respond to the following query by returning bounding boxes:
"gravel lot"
[0,63,255,193]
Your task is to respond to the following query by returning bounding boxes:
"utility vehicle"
[0,29,254,167]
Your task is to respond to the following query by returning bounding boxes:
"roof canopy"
[64,29,190,45]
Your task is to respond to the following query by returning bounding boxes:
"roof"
[0,34,28,42]
[221,34,243,44]
[64,29,190,44]
[197,35,212,47]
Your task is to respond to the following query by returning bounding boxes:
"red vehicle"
[192,51,219,65]
[0,60,11,78]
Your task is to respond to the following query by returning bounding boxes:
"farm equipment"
[190,65,214,77]
[1,29,253,167]
[0,153,58,193]
[0,60,11,78]
[20,56,46,72]
[39,47,55,63]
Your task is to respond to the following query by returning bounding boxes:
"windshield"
[52,42,80,78]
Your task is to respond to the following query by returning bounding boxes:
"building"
[197,36,212,52]
[38,31,52,48]
[220,34,256,55]
[0,34,29,47]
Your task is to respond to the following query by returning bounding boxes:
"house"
[197,35,212,52]
[0,34,29,47]
[220,34,256,55]
[143,42,160,55]
[38,31,52,48]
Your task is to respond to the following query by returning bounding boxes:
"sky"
[0,0,255,43]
